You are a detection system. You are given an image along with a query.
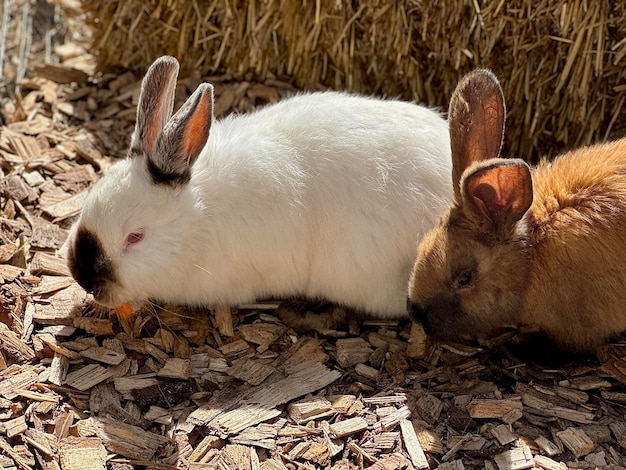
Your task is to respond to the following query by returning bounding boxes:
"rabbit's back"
[531,138,626,233]
[525,138,626,350]
[189,92,452,316]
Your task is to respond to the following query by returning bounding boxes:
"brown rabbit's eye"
[454,270,474,289]
[124,230,145,251]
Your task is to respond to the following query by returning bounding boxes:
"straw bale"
[79,0,626,161]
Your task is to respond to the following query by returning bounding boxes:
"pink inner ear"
[471,182,502,220]
[137,59,179,156]
[181,96,211,160]
[464,161,532,226]
[143,119,162,156]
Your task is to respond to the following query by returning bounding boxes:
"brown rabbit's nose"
[407,298,427,324]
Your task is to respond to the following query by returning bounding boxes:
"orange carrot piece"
[114,302,133,319]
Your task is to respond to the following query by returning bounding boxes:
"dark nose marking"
[68,227,117,295]
[407,298,426,323]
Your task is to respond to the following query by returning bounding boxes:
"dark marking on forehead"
[68,227,117,297]
[146,156,191,187]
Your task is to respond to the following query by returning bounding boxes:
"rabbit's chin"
[91,288,135,310]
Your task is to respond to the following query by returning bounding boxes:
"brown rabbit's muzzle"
[407,298,460,340]
[407,295,469,341]
[407,301,435,337]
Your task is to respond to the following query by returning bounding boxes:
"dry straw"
[81,0,626,161]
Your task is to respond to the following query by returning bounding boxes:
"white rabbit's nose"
[68,227,117,297]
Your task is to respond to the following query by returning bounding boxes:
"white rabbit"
[67,56,451,318]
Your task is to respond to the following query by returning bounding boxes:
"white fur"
[71,91,452,316]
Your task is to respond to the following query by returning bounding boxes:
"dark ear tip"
[185,83,214,110]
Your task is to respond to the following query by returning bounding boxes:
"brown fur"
[408,69,626,352]
[524,141,626,350]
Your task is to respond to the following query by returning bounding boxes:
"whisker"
[194,264,214,277]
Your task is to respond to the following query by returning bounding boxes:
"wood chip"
[467,397,523,419]
[0,242,19,263]
[5,415,28,438]
[415,393,444,424]
[584,451,608,467]
[0,264,23,282]
[239,322,285,350]
[227,358,275,386]
[230,420,285,450]
[191,361,341,436]
[330,417,368,438]
[214,305,234,337]
[33,63,90,84]
[79,346,127,365]
[569,376,612,391]
[415,425,444,454]
[30,251,71,276]
[0,367,39,399]
[354,363,380,381]
[65,364,113,391]
[48,352,70,386]
[33,283,86,325]
[335,338,373,367]
[493,446,534,470]
[501,408,524,424]
[58,436,107,470]
[491,424,517,446]
[533,436,561,457]
[437,460,465,470]
[220,443,261,470]
[40,190,88,221]
[76,416,170,461]
[400,418,429,469]
[288,396,333,424]
[0,436,34,470]
[406,323,430,359]
[522,393,593,424]
[555,427,595,458]
[533,455,567,470]
[0,322,36,362]
[220,339,251,357]
[582,424,612,443]
[373,405,411,433]
[72,317,115,336]
[157,358,192,379]
[189,435,224,463]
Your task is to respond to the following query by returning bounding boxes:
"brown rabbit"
[407,69,626,353]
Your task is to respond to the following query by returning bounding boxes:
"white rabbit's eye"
[124,229,145,251]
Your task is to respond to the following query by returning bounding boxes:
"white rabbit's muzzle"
[67,226,124,308]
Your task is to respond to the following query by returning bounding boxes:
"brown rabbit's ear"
[461,159,533,229]
[131,56,180,157]
[146,83,214,187]
[449,69,506,199]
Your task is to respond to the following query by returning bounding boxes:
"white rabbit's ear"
[147,83,214,187]
[449,69,505,200]
[131,56,180,157]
